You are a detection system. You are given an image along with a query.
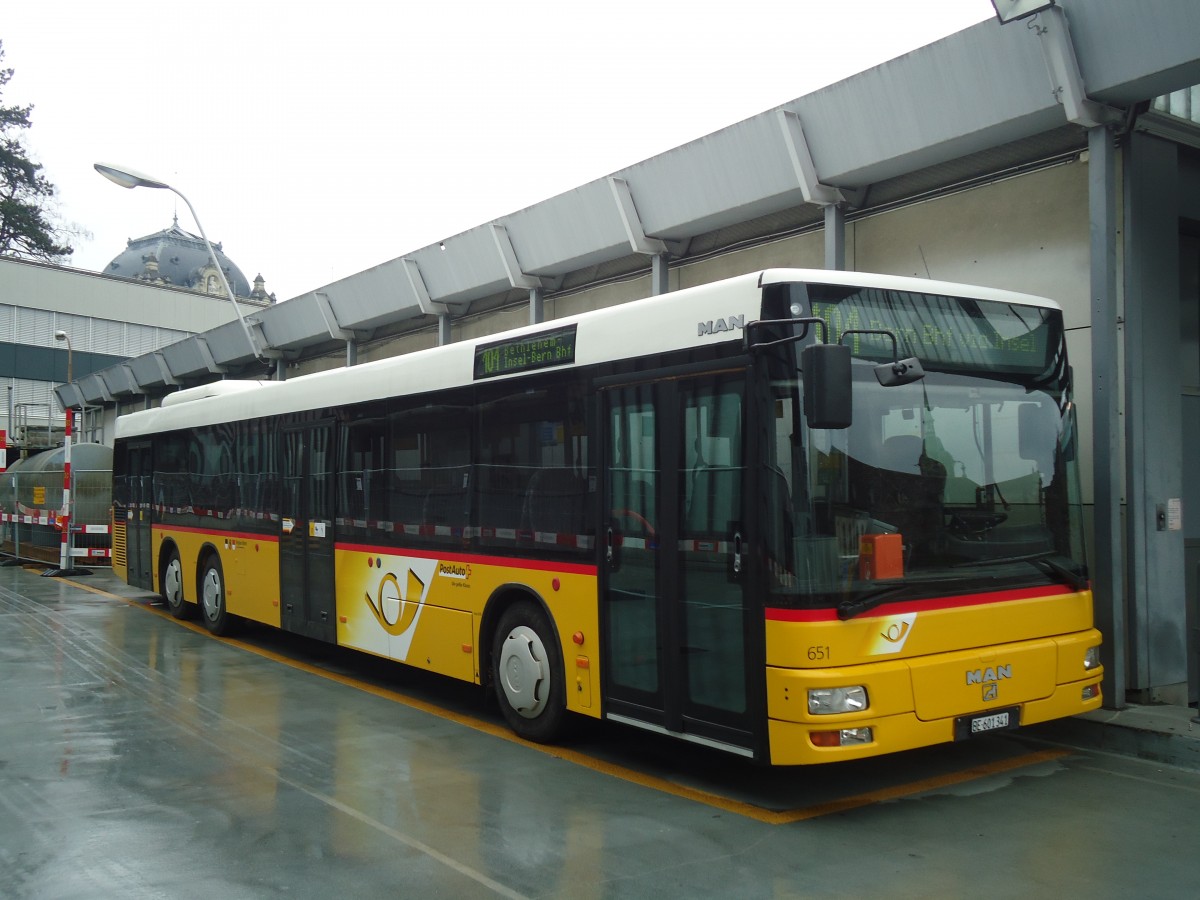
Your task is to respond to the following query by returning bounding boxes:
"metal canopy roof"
[60,0,1200,410]
[204,320,262,371]
[99,364,139,398]
[126,352,175,390]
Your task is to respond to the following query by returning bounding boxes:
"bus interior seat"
[522,468,587,537]
[872,435,946,555]
[421,481,468,529]
[478,464,526,535]
[392,476,424,525]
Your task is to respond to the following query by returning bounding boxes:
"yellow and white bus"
[111,269,1102,764]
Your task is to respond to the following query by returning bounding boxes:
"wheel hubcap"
[498,625,548,718]
[202,569,222,620]
[164,559,182,605]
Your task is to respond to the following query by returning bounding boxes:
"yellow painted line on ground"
[70,576,1073,825]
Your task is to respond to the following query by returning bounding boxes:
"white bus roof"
[115,269,1060,439]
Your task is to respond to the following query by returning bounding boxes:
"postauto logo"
[362,556,438,664]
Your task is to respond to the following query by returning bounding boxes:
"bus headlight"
[1083,646,1101,671]
[808,686,868,715]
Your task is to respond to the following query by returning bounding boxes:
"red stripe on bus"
[145,526,597,575]
[764,584,1076,622]
[153,524,280,544]
[338,540,598,576]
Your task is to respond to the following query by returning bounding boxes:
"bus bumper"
[768,676,1102,765]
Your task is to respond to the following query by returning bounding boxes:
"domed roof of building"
[103,217,255,298]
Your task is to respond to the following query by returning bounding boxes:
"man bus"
[112,269,1101,764]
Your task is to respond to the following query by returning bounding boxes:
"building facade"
[50,1,1200,708]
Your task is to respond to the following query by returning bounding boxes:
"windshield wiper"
[838,552,1087,621]
[952,552,1088,592]
[837,585,912,621]
[1028,553,1089,592]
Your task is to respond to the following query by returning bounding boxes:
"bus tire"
[161,547,194,620]
[199,554,234,636]
[492,600,567,744]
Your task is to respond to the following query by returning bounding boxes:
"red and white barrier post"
[58,407,73,572]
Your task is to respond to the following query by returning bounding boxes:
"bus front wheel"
[199,555,234,636]
[161,548,195,620]
[492,601,567,744]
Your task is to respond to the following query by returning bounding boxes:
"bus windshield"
[761,286,1087,613]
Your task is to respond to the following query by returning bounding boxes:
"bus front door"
[280,421,336,642]
[601,372,756,756]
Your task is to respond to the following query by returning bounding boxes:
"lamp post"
[54,329,72,382]
[93,162,263,363]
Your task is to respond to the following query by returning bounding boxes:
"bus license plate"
[955,707,1019,740]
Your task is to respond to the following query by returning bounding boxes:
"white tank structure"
[0,443,113,560]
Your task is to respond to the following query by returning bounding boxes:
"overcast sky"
[4,1,995,302]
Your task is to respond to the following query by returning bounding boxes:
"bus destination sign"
[473,324,578,380]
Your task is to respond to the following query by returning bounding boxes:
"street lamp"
[54,330,72,381]
[93,162,263,363]
[989,0,1055,24]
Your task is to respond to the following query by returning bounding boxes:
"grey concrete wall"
[1123,132,1189,700]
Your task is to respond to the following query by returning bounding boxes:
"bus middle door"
[280,420,336,642]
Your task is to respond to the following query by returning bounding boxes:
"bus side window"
[477,377,591,554]
[419,428,470,540]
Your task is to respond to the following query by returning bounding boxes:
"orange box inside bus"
[858,533,903,580]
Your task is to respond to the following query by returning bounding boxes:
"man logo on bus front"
[967,664,1012,702]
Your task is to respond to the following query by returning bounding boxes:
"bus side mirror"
[802,343,852,429]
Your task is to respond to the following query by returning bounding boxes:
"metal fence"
[0,466,112,565]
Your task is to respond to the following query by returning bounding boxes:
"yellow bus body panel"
[335,546,601,718]
[152,527,282,628]
[763,588,1102,764]
[144,533,600,718]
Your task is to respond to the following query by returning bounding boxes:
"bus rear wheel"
[161,548,195,620]
[199,555,234,636]
[492,601,567,744]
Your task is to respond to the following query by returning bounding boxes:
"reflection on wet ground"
[3,567,1198,899]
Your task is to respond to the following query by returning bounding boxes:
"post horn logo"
[365,568,427,636]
